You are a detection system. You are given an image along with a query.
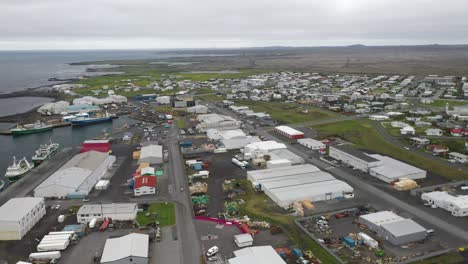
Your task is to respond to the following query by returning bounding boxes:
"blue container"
[180,141,193,147]
[343,236,356,247]
[292,248,303,258]
[192,163,202,171]
[129,179,134,189]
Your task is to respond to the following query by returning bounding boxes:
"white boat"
[5,156,34,182]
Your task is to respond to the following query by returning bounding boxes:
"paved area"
[151,227,181,264]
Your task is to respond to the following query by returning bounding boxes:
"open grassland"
[428,99,468,108]
[312,120,468,180]
[235,101,339,124]
[413,252,465,264]
[196,93,224,102]
[236,179,340,264]
[136,203,176,227]
[177,69,271,81]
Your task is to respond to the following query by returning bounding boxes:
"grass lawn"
[413,252,464,264]
[428,99,468,108]
[176,118,187,129]
[236,180,340,264]
[430,139,468,154]
[177,69,271,82]
[136,203,176,227]
[312,120,468,180]
[196,93,224,102]
[235,101,339,124]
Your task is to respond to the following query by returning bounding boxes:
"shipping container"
[29,251,61,261]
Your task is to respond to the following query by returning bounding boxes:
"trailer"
[99,218,112,231]
[37,241,69,252]
[41,235,71,242]
[359,232,379,249]
[232,158,245,169]
[48,231,75,236]
[29,251,61,262]
[191,171,210,179]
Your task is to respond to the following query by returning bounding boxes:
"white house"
[77,203,138,224]
[134,176,156,197]
[391,121,409,128]
[425,128,443,136]
[448,152,468,164]
[422,191,468,217]
[297,138,326,150]
[400,126,416,135]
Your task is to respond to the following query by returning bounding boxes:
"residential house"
[425,128,443,137]
[134,176,157,197]
[400,126,416,135]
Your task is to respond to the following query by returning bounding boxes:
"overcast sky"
[0,0,467,50]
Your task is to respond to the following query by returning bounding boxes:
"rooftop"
[0,197,44,222]
[368,154,426,180]
[360,211,404,226]
[229,246,285,264]
[381,219,427,237]
[77,203,137,215]
[100,233,149,263]
[275,125,304,136]
[332,145,380,163]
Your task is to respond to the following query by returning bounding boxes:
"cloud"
[0,0,467,49]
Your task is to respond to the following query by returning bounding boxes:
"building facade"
[0,198,46,240]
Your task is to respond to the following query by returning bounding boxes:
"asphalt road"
[166,124,201,264]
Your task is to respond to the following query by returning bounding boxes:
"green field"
[430,139,468,154]
[236,179,340,264]
[235,101,338,124]
[413,252,464,264]
[196,93,224,102]
[312,120,468,180]
[136,203,176,227]
[177,69,271,82]
[428,99,468,108]
[176,118,187,129]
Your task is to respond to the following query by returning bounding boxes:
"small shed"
[234,233,253,248]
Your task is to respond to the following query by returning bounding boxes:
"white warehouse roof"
[367,154,426,182]
[360,211,404,226]
[244,141,287,152]
[229,246,285,264]
[140,144,162,158]
[0,197,44,222]
[275,126,304,136]
[100,233,149,263]
[247,164,320,182]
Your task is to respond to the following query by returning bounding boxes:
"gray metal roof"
[332,145,380,162]
[61,151,110,171]
[77,203,137,215]
[101,233,148,263]
[247,164,320,181]
[0,197,44,222]
[381,219,427,237]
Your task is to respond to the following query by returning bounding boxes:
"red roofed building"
[80,140,111,153]
[450,128,467,137]
[134,176,156,197]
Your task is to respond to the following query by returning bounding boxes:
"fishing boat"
[70,111,114,126]
[31,140,60,167]
[5,157,34,182]
[11,121,53,136]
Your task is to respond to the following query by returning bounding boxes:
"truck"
[37,241,69,252]
[342,236,356,248]
[179,141,193,148]
[191,170,210,179]
[48,231,75,236]
[358,232,378,249]
[99,218,112,231]
[41,235,72,242]
[232,158,245,169]
[89,218,97,229]
[57,215,65,223]
[292,248,303,258]
[29,251,61,262]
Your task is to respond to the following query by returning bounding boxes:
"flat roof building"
[367,154,427,183]
[196,114,240,132]
[359,211,427,245]
[100,233,149,264]
[247,164,354,208]
[0,198,46,240]
[229,246,286,264]
[275,126,305,139]
[34,151,116,199]
[421,191,468,217]
[221,137,262,150]
[297,138,326,150]
[329,145,383,172]
[77,203,138,224]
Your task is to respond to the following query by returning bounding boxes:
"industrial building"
[156,95,171,105]
[243,141,287,159]
[133,176,156,197]
[196,114,241,132]
[359,211,427,245]
[77,203,138,224]
[234,234,253,248]
[229,246,286,264]
[274,126,305,139]
[297,138,326,150]
[221,137,262,150]
[138,143,163,164]
[100,233,149,264]
[247,165,354,208]
[0,197,46,240]
[367,154,427,182]
[80,139,111,153]
[207,129,246,140]
[421,191,468,217]
[268,149,305,165]
[187,104,209,114]
[329,145,383,172]
[34,151,116,199]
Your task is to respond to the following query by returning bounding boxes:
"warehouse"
[0,197,46,240]
[329,145,383,172]
[80,139,111,153]
[266,159,292,169]
[187,104,209,114]
[268,149,305,165]
[359,211,427,245]
[421,191,468,217]
[207,129,246,140]
[221,137,262,150]
[243,141,287,159]
[138,143,163,164]
[196,114,241,132]
[297,138,326,150]
[77,203,138,224]
[34,151,116,198]
[247,165,354,208]
[100,233,149,264]
[274,126,304,139]
[367,154,427,183]
[229,246,286,264]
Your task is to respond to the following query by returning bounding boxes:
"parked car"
[206,246,219,257]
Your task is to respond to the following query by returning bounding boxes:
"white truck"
[29,251,61,262]
[190,170,210,179]
[89,218,97,229]
[232,158,245,169]
[37,240,69,252]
